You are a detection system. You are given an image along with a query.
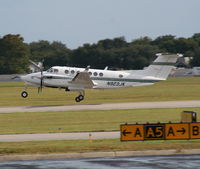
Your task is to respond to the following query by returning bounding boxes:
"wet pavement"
[0,154,199,169]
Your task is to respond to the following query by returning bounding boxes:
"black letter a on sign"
[167,127,175,136]
[135,128,142,137]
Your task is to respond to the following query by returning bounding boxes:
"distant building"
[176,57,191,68]
[29,61,43,72]
[192,67,200,76]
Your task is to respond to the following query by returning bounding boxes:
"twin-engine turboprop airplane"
[20,53,181,102]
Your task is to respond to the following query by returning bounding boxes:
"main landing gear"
[65,88,85,102]
[75,90,85,102]
[75,95,84,102]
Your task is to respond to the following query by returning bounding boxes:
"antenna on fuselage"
[85,65,90,72]
[104,66,108,70]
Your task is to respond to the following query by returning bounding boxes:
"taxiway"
[0,100,200,113]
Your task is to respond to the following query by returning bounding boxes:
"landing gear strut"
[75,90,85,102]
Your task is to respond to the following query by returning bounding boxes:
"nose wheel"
[21,91,28,98]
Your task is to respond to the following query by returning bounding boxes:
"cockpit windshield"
[47,68,53,73]
[46,68,59,73]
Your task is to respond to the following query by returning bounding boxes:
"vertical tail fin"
[139,53,181,80]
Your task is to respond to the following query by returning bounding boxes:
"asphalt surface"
[0,131,120,142]
[1,154,200,168]
[1,100,200,113]
[0,100,200,142]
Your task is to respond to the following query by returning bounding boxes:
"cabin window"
[93,72,98,76]
[119,74,123,78]
[46,76,53,79]
[99,72,103,77]
[65,70,69,74]
[89,72,92,76]
[53,69,59,73]
[71,70,75,74]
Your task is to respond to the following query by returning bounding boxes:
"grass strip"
[0,108,199,134]
[0,77,200,106]
[0,139,200,155]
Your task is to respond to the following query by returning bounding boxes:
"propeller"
[38,60,44,93]
[11,75,20,80]
[38,69,43,93]
[29,59,44,93]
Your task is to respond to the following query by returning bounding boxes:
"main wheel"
[75,97,80,102]
[79,95,84,101]
[21,91,28,98]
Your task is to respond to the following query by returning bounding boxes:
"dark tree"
[0,34,29,74]
[29,40,71,69]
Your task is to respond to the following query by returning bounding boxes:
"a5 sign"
[120,122,200,141]
[144,124,165,140]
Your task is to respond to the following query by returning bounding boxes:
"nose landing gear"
[21,91,28,98]
[21,85,28,98]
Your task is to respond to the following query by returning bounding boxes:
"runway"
[0,100,200,142]
[0,100,200,113]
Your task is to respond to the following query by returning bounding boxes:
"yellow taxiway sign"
[121,122,200,141]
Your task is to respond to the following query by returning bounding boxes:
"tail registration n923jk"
[107,81,125,86]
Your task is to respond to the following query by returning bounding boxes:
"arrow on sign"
[122,129,132,136]
[177,128,186,135]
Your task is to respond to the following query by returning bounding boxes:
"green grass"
[1,77,200,155]
[0,108,200,134]
[1,139,200,154]
[1,77,200,106]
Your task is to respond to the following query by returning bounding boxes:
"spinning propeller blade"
[30,59,44,93]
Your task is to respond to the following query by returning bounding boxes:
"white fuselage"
[21,66,163,90]
[19,53,180,102]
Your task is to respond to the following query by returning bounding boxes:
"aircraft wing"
[69,72,95,88]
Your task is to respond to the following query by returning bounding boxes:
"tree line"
[0,33,200,74]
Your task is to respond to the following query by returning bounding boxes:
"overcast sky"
[0,0,199,49]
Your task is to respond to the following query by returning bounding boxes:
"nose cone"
[20,73,41,85]
[20,74,33,82]
[20,75,28,81]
